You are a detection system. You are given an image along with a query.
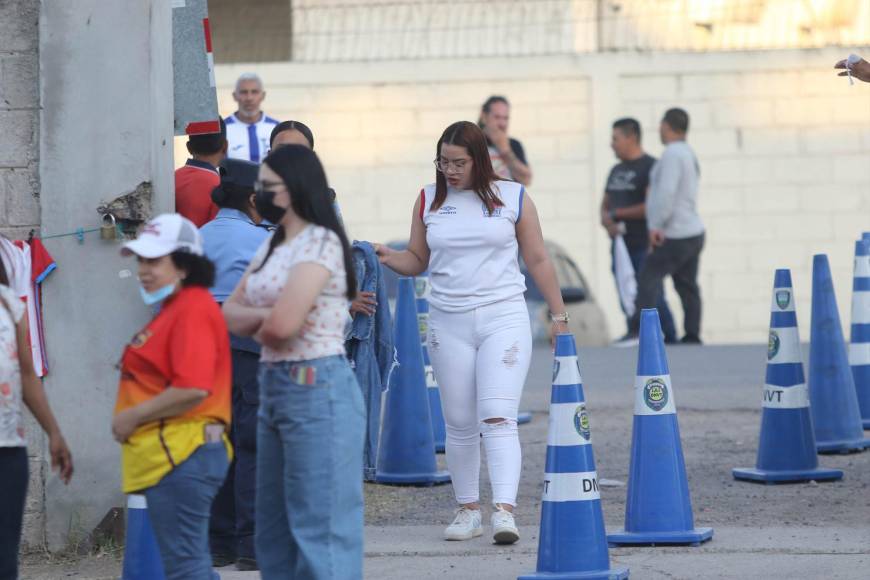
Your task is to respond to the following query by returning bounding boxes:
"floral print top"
[0,284,26,447]
[245,225,349,363]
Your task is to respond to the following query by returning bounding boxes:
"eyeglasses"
[433,158,471,173]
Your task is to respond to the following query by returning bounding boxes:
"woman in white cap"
[112,213,232,580]
[376,121,568,545]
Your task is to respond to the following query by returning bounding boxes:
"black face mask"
[254,189,287,224]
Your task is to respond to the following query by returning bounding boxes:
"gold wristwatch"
[550,312,570,323]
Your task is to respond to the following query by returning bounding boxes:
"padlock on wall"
[100,213,117,240]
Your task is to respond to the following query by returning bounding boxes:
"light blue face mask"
[139,283,177,305]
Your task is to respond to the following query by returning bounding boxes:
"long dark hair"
[432,121,503,215]
[0,240,11,316]
[255,145,357,299]
[0,243,8,287]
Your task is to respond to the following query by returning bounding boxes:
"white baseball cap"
[121,213,204,258]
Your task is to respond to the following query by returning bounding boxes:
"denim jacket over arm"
[345,242,396,391]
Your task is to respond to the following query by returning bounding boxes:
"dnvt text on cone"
[376,277,450,485]
[608,309,713,546]
[122,494,166,580]
[808,255,870,453]
[519,333,628,580]
[733,269,843,483]
[849,239,870,429]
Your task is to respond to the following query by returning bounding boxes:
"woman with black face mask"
[222,145,363,580]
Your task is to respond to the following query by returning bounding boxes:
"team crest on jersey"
[776,290,791,310]
[438,205,457,215]
[482,202,503,217]
[130,329,153,349]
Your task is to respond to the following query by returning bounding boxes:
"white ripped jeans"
[427,296,532,507]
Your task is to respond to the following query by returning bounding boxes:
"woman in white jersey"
[376,121,569,544]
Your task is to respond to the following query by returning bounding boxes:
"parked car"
[380,240,610,346]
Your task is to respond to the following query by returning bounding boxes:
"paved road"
[21,344,870,580]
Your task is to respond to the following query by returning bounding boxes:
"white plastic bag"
[614,235,637,317]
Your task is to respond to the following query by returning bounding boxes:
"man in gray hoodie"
[624,108,705,345]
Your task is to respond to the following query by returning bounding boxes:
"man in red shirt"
[175,119,227,227]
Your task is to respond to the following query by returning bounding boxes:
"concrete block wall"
[0,0,45,547]
[211,48,869,344]
[0,0,40,239]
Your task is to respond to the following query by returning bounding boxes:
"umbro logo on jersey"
[232,144,244,151]
[438,206,457,215]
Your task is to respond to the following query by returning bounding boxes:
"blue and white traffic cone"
[808,255,870,453]
[850,239,870,429]
[608,309,713,546]
[415,276,447,453]
[519,333,628,580]
[733,269,843,483]
[376,277,451,485]
[122,494,166,580]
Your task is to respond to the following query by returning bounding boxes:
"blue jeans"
[256,356,365,580]
[145,442,229,580]
[210,349,259,561]
[614,243,677,341]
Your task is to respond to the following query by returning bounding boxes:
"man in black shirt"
[601,118,677,344]
[479,96,532,186]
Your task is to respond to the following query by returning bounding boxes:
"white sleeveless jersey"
[422,180,527,312]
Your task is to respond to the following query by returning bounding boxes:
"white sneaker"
[491,505,520,545]
[444,507,483,541]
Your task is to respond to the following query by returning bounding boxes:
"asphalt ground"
[21,344,870,579]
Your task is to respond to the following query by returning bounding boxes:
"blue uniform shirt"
[201,208,271,302]
[201,208,271,354]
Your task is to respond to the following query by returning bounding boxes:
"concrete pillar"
[39,0,173,549]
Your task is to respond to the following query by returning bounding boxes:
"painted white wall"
[213,48,870,345]
[39,0,174,549]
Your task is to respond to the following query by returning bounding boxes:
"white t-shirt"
[0,284,27,447]
[422,180,527,312]
[225,112,280,164]
[246,225,348,362]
